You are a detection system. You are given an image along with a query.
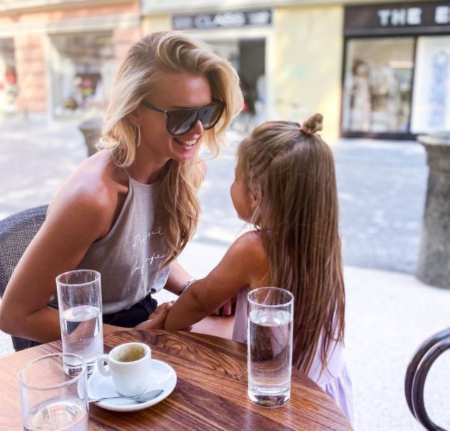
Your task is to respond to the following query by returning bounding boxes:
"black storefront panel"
[342,2,450,138]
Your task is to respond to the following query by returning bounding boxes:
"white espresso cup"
[96,342,153,396]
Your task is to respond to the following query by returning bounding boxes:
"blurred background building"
[0,0,141,119]
[0,0,449,142]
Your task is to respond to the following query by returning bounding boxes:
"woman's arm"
[0,187,113,342]
[164,232,266,330]
[164,261,192,295]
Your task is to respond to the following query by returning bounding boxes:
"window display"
[411,36,450,133]
[342,38,414,134]
[49,32,115,117]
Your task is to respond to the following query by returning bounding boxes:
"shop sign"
[345,1,450,35]
[172,9,272,30]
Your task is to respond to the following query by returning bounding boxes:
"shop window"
[411,36,450,134]
[0,38,17,115]
[49,32,115,117]
[342,37,414,134]
[207,38,266,131]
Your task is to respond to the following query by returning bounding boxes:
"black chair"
[0,205,48,351]
[405,327,450,430]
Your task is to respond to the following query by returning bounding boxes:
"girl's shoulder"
[234,230,264,253]
[232,231,269,284]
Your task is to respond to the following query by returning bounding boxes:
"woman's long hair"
[237,114,345,374]
[99,31,243,265]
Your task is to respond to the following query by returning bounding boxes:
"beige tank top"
[77,175,170,314]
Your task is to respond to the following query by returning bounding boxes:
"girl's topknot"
[300,113,323,135]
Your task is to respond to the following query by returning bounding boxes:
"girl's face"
[230,167,255,222]
[134,71,213,164]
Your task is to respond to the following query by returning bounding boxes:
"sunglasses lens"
[167,110,198,136]
[199,103,224,129]
[166,102,224,136]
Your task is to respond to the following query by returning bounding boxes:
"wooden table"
[0,330,352,430]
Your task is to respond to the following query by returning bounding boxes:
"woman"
[0,31,243,343]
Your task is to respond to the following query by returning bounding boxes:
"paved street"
[0,117,448,430]
[336,140,427,274]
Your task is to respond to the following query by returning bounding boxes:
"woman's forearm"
[164,261,193,295]
[0,306,61,343]
[1,305,127,343]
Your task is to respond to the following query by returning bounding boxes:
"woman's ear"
[128,107,143,127]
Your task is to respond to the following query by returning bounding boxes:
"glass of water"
[56,269,103,375]
[247,287,294,407]
[19,353,89,431]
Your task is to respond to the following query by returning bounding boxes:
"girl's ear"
[249,187,261,212]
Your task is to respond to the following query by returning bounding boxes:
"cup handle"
[407,328,450,431]
[96,354,111,377]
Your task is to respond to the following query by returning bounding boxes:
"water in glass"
[60,305,103,373]
[248,308,293,406]
[24,398,88,431]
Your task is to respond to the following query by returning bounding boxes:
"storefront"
[0,0,141,119]
[342,1,450,139]
[142,1,344,143]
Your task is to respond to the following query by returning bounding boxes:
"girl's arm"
[164,232,266,330]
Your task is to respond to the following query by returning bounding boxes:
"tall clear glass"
[56,269,103,375]
[19,353,89,431]
[247,287,294,407]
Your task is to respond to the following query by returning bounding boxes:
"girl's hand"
[135,302,174,331]
[211,297,236,317]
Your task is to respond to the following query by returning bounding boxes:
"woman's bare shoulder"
[48,151,128,236]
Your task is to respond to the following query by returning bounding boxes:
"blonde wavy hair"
[99,31,243,265]
[237,114,345,374]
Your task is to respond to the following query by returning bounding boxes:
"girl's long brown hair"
[237,114,345,374]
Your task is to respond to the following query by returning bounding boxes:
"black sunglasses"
[141,99,225,136]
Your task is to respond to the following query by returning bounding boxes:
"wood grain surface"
[0,330,352,430]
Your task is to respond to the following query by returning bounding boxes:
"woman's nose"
[188,120,204,137]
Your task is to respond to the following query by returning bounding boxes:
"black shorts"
[103,295,158,327]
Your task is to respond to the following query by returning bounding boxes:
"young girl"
[164,114,352,420]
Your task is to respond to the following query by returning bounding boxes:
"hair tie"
[299,125,314,136]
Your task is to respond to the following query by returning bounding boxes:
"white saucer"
[87,359,177,412]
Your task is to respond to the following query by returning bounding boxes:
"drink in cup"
[97,342,153,396]
[19,353,89,431]
[56,270,103,375]
[247,287,294,407]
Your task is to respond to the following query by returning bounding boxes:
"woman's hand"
[135,302,174,331]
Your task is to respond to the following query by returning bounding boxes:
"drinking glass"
[247,287,294,407]
[56,269,103,374]
[19,353,89,431]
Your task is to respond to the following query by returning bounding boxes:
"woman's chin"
[173,144,198,161]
